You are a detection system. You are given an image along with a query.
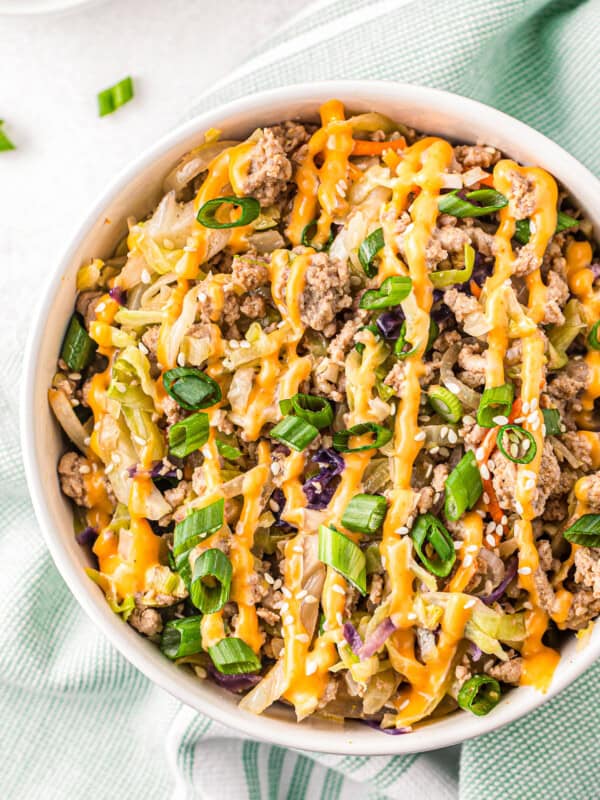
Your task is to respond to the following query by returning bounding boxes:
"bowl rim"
[20,79,600,756]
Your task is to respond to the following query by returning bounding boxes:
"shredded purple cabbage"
[362,720,411,735]
[481,556,518,605]
[207,666,261,693]
[343,622,363,655]
[468,642,483,661]
[469,252,493,289]
[270,488,296,532]
[303,448,345,510]
[376,308,405,339]
[127,461,177,479]
[108,286,127,306]
[359,617,397,659]
[591,263,600,280]
[76,526,98,547]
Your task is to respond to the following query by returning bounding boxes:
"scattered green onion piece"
[300,220,334,251]
[197,196,260,229]
[355,323,379,355]
[0,120,15,151]
[279,393,334,429]
[496,424,537,465]
[333,422,392,453]
[190,549,232,613]
[60,313,97,371]
[514,211,579,245]
[542,408,562,436]
[318,524,367,594]
[427,385,464,423]
[208,637,261,675]
[97,76,134,117]
[588,321,600,351]
[438,189,508,218]
[410,513,456,578]
[163,367,222,411]
[477,383,514,428]
[429,243,476,288]
[394,319,437,359]
[358,228,385,277]
[457,675,501,716]
[341,494,387,534]
[168,412,209,458]
[563,514,600,547]
[216,437,243,460]
[444,451,483,522]
[160,617,203,660]
[174,498,224,559]
[359,275,412,310]
[270,415,319,451]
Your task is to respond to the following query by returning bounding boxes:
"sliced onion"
[238,659,286,715]
[362,669,401,715]
[163,140,239,194]
[48,388,90,454]
[248,230,285,253]
[440,343,481,409]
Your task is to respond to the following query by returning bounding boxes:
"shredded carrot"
[479,173,495,187]
[352,137,406,156]
[469,280,481,298]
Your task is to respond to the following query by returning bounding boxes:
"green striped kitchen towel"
[3,0,600,799]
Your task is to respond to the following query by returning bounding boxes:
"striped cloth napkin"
[3,0,599,798]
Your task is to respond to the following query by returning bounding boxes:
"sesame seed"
[141,269,151,284]
[454,541,464,550]
[264,573,274,585]
[430,446,440,455]
[305,661,317,676]
[84,436,91,447]
[466,544,478,553]
[332,584,346,595]
[440,426,449,439]
[273,579,282,590]
[95,302,106,313]
[295,633,310,643]
[304,594,318,604]
[176,469,183,480]
[464,598,476,609]
[414,431,426,442]
[271,463,281,475]
[522,401,530,414]
[486,520,496,534]
[269,500,280,513]
[78,464,91,474]
[283,614,294,626]
[198,291,207,302]
[445,381,460,395]
[177,352,185,366]
[296,589,307,600]
[480,464,490,480]
[105,463,114,474]
[485,534,496,547]
[132,435,146,447]
[530,398,538,411]
[501,515,508,525]
[282,586,292,598]
[240,341,251,349]
[396,525,409,535]
[515,501,524,515]
[463,555,473,568]
[335,612,344,627]
[229,340,239,349]
[483,492,490,505]
[68,372,81,381]
[279,601,289,613]
[138,341,149,355]
[398,699,410,710]
[293,545,303,554]
[518,566,532,575]
[492,415,509,426]
[111,452,122,464]
[439,447,450,458]
[495,523,504,535]
[448,429,458,444]
[463,415,475,426]
[541,424,547,436]
[407,612,417,621]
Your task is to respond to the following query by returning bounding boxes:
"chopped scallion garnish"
[359,275,412,310]
[208,637,261,675]
[270,415,319,451]
[333,422,392,453]
[0,119,15,151]
[190,549,232,614]
[174,498,225,560]
[410,513,456,577]
[476,383,514,428]
[216,437,243,460]
[588,321,600,351]
[318,524,367,594]
[438,189,508,218]
[163,367,222,411]
[358,228,385,277]
[60,313,97,371]
[197,196,260,229]
[514,211,579,245]
[341,494,387,534]
[168,412,209,458]
[300,220,333,251]
[444,451,483,521]
[160,617,203,659]
[97,76,134,117]
[427,384,464,423]
[541,408,562,436]
[279,393,334,429]
[457,675,501,716]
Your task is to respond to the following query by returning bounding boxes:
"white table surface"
[1,0,307,354]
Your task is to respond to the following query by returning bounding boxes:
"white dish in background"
[21,81,600,755]
[0,0,102,15]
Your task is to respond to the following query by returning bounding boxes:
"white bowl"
[21,81,600,755]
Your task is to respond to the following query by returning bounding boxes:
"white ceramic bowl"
[21,81,600,755]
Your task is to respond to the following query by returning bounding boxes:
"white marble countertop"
[1,0,306,352]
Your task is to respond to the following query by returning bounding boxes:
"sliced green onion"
[359,276,412,310]
[496,424,537,464]
[358,228,385,277]
[300,220,334,251]
[97,76,134,117]
[563,514,600,547]
[588,321,600,351]
[477,383,514,428]
[190,549,232,613]
[333,422,392,453]
[457,675,501,716]
[197,196,260,229]
[514,211,579,245]
[430,243,476,288]
[216,437,243,460]
[318,524,367,594]
[174,498,224,559]
[163,367,222,411]
[341,494,387,534]
[542,408,562,436]
[427,385,464,423]
[410,513,456,578]
[438,189,508,218]
[160,617,203,659]
[60,313,97,371]
[208,637,261,675]
[270,415,319,451]
[444,451,483,521]
[355,323,379,355]
[0,120,15,151]
[168,412,209,458]
[279,393,334,429]
[394,318,437,359]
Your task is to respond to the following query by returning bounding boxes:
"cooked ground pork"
[574,547,600,595]
[75,291,103,329]
[58,452,98,509]
[443,288,481,324]
[491,440,560,518]
[299,252,352,335]
[241,128,293,207]
[128,606,163,637]
[231,253,270,291]
[488,657,523,685]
